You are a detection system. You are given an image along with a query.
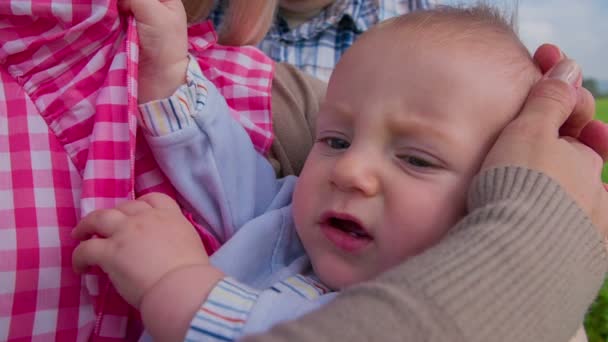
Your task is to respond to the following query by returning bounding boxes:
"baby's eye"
[323,137,350,150]
[400,155,436,168]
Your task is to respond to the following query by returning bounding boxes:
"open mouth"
[320,212,373,253]
[326,217,372,239]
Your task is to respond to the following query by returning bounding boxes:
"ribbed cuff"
[186,277,260,341]
[137,56,208,136]
[386,166,608,341]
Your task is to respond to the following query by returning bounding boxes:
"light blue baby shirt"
[138,57,336,341]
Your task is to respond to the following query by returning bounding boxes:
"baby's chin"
[312,260,376,290]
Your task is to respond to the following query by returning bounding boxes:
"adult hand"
[118,0,189,102]
[533,44,608,156]
[482,58,608,238]
[71,192,210,308]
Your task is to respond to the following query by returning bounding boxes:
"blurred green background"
[585,97,608,342]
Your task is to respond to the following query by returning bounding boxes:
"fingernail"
[548,59,580,85]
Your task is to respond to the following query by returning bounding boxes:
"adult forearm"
[243,167,608,342]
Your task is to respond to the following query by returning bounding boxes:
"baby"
[72,4,585,342]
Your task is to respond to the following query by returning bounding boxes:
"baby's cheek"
[292,180,314,230]
[386,198,461,261]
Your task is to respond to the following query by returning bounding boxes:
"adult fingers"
[559,87,597,138]
[137,192,181,210]
[72,209,125,240]
[72,238,112,274]
[578,120,608,161]
[561,137,608,234]
[594,189,608,239]
[517,60,580,134]
[564,137,605,172]
[533,44,563,74]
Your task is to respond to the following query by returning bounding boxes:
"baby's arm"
[71,193,225,342]
[139,58,291,243]
[184,276,337,341]
[120,0,190,103]
[125,0,290,243]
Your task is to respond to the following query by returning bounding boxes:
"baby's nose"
[330,149,380,197]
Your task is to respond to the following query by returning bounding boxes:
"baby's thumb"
[118,0,167,25]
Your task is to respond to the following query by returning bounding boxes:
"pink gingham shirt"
[0,1,274,340]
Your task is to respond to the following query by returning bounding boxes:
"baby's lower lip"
[320,223,372,253]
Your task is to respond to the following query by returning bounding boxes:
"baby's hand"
[71,193,209,309]
[119,0,189,103]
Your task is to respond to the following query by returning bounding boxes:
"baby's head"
[292,4,542,289]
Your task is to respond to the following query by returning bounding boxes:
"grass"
[587,283,608,342]
[585,97,608,342]
[597,97,608,120]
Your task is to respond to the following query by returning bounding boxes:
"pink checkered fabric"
[189,21,274,154]
[0,0,274,340]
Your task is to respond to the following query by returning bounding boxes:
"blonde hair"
[376,3,538,85]
[181,0,278,46]
[381,3,521,46]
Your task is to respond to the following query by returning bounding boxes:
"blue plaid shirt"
[210,0,432,81]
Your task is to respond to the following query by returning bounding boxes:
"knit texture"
[244,166,608,342]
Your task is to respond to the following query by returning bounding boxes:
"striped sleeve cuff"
[137,55,208,136]
[186,277,261,341]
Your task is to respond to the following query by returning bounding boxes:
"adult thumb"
[517,59,581,135]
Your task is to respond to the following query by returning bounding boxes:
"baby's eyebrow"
[321,102,353,118]
[315,104,355,127]
[388,115,458,148]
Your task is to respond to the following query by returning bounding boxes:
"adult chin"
[279,0,335,14]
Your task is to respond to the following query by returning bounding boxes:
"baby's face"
[292,23,537,289]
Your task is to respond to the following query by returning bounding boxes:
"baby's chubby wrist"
[140,263,224,342]
[138,57,190,104]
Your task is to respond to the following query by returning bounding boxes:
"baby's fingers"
[72,238,113,274]
[137,192,181,210]
[72,209,126,240]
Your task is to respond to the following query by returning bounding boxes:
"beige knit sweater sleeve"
[243,167,608,342]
